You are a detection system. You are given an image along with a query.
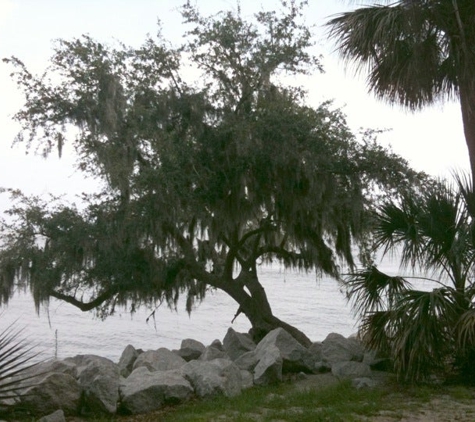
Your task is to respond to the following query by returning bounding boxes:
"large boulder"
[118,344,140,378]
[234,350,258,371]
[132,348,186,372]
[65,354,120,414]
[181,358,242,398]
[210,339,224,351]
[255,328,314,373]
[199,345,228,361]
[240,370,254,390]
[223,328,256,361]
[25,359,78,379]
[308,342,323,362]
[253,344,282,385]
[322,333,365,365]
[120,367,193,414]
[37,409,66,422]
[175,339,206,361]
[20,372,81,416]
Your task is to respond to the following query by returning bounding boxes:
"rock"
[331,361,372,379]
[65,354,120,414]
[118,345,140,378]
[223,328,256,361]
[199,345,228,361]
[363,350,392,371]
[20,372,81,416]
[120,367,193,414]
[19,359,78,383]
[37,409,66,422]
[234,350,258,371]
[253,344,282,385]
[210,339,224,351]
[314,361,332,373]
[255,328,314,373]
[322,333,365,364]
[181,358,242,398]
[308,342,323,361]
[352,377,379,389]
[175,338,206,361]
[132,348,186,372]
[240,370,254,390]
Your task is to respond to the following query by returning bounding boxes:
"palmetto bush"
[0,320,41,409]
[346,175,475,382]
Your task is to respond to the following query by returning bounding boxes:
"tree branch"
[49,288,118,312]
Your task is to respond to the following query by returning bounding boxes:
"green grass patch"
[158,380,392,422]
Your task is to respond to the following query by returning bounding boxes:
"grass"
[73,377,467,422]
[8,374,475,421]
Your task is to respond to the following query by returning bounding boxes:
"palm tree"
[0,321,42,413]
[327,1,475,183]
[346,175,475,382]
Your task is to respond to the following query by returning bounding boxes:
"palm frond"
[345,266,411,316]
[326,2,458,109]
[359,310,395,356]
[456,309,475,351]
[0,321,42,402]
[391,288,457,381]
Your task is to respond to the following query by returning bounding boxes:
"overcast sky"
[0,0,469,210]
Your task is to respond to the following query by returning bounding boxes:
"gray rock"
[181,358,242,398]
[253,344,282,385]
[20,372,81,416]
[176,338,206,361]
[210,339,224,351]
[240,370,254,390]
[21,359,78,381]
[37,409,66,422]
[308,341,323,361]
[118,344,140,378]
[322,333,365,364]
[120,367,193,414]
[255,328,314,373]
[223,328,256,361]
[331,361,372,379]
[314,361,332,373]
[352,377,379,389]
[234,350,258,371]
[363,350,392,371]
[199,345,228,361]
[65,354,120,414]
[132,348,186,372]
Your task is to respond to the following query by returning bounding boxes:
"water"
[0,265,358,362]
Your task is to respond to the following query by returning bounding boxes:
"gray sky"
[0,0,469,208]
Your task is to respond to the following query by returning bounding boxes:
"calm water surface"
[2,257,429,363]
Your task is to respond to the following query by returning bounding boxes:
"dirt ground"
[291,372,475,422]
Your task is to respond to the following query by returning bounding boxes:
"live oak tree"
[0,2,423,346]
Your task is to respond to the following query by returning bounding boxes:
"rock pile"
[8,328,389,420]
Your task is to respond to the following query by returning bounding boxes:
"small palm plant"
[0,320,42,410]
[346,174,475,382]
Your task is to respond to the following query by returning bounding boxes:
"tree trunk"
[220,270,313,347]
[459,81,475,187]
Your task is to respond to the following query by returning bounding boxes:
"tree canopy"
[0,1,424,345]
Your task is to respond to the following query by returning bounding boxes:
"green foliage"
[326,0,475,109]
[0,320,41,409]
[345,175,475,382]
[326,0,475,184]
[0,2,424,339]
